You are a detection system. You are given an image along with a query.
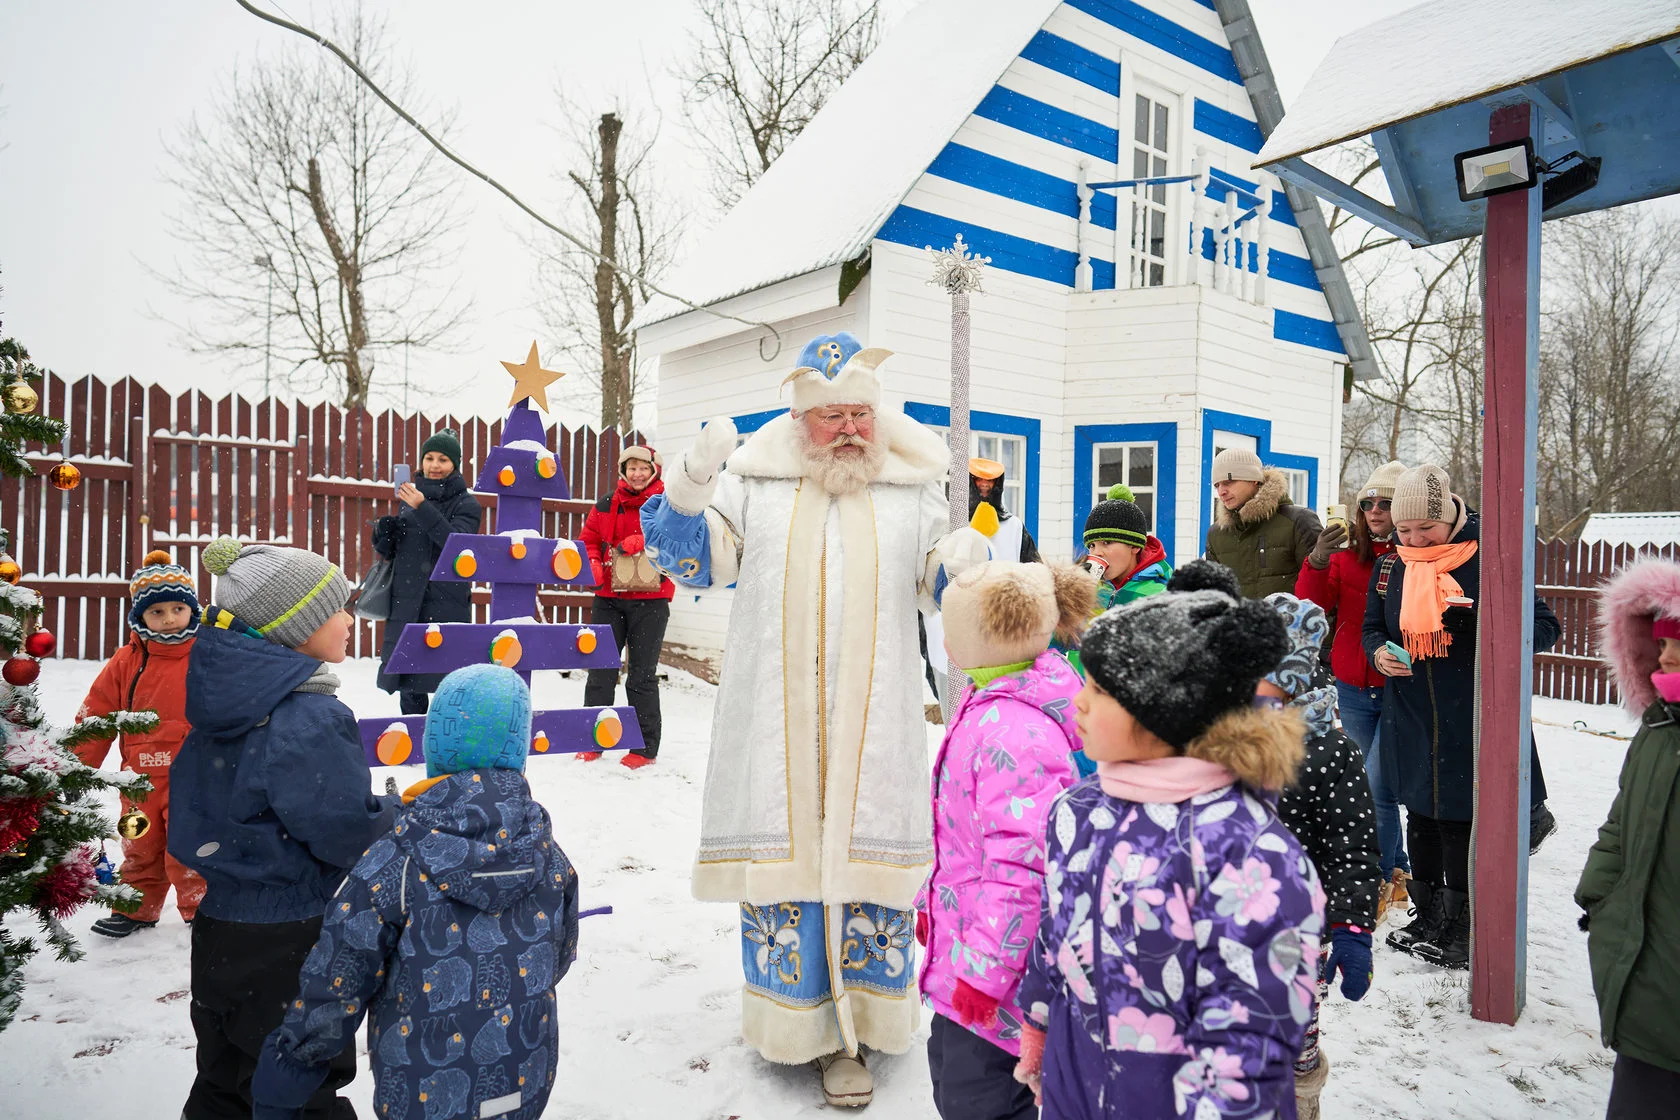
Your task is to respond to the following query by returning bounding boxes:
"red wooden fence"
[0,373,644,661]
[1534,539,1680,706]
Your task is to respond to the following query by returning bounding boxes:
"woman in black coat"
[372,429,483,713]
[1361,465,1558,970]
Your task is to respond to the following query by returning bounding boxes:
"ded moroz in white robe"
[642,410,955,1062]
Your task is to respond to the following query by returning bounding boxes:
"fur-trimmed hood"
[1598,558,1680,715]
[725,410,948,485]
[1215,468,1292,529]
[1185,705,1306,792]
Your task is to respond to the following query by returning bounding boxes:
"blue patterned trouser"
[740,901,916,1055]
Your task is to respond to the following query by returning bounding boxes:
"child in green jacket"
[1578,558,1680,1118]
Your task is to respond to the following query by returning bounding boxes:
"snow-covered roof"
[1257,0,1680,166]
[1579,512,1680,548]
[634,0,1060,329]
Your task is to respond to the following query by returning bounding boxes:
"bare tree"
[155,9,467,409]
[678,0,881,206]
[534,100,677,432]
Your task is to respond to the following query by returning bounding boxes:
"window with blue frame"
[1198,409,1319,553]
[1074,422,1178,564]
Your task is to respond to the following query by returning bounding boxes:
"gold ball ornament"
[0,558,20,585]
[117,807,151,841]
[48,461,82,491]
[4,381,39,414]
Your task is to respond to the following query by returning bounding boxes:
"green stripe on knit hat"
[258,565,343,636]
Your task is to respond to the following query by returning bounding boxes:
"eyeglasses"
[812,407,875,428]
[1359,498,1392,512]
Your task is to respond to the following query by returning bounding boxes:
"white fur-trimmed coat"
[664,412,952,911]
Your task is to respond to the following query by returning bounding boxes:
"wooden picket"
[2,372,644,661]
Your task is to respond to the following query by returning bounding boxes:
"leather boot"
[1418,888,1471,970]
[815,1051,873,1108]
[1386,879,1445,955]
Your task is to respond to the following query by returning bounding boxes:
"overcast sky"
[0,0,1418,425]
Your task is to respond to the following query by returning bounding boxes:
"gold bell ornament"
[4,380,39,414]
[117,807,151,841]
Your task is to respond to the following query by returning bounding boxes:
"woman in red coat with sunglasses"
[1297,460,1412,918]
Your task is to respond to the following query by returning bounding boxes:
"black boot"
[90,913,158,938]
[1418,889,1470,970]
[1387,879,1445,955]
[1530,802,1557,856]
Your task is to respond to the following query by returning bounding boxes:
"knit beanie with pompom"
[1083,483,1151,550]
[941,561,1096,670]
[1081,558,1289,750]
[200,536,350,650]
[128,549,201,643]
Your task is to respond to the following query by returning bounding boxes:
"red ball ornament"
[3,656,40,686]
[24,630,55,659]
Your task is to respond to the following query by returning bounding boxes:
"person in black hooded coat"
[372,429,483,714]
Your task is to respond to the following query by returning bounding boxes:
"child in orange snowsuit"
[74,550,205,937]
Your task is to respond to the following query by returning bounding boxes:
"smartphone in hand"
[393,464,411,494]
[1383,640,1413,669]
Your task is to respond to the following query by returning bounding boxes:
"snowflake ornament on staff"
[926,234,990,722]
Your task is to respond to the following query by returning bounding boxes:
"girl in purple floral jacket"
[1013,561,1326,1120]
[919,561,1092,1120]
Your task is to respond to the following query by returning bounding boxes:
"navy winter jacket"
[252,768,579,1120]
[167,624,396,922]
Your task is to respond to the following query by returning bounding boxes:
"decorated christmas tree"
[0,331,158,1033]
[356,344,645,765]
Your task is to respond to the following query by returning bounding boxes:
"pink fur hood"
[1598,558,1680,714]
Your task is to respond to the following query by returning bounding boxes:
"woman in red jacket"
[579,445,675,769]
[1297,460,1411,917]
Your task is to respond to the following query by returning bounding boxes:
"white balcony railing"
[1075,149,1277,305]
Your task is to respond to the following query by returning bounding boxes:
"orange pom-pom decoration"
[576,628,598,655]
[498,465,516,486]
[532,731,550,754]
[424,623,443,648]
[509,539,527,560]
[376,724,413,766]
[536,454,557,479]
[489,629,523,668]
[593,709,623,748]
[143,549,174,567]
[453,550,477,578]
[551,540,583,580]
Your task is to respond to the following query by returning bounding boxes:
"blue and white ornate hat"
[780,332,893,412]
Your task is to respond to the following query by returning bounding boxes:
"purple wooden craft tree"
[356,357,644,767]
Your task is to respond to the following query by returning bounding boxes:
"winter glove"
[251,1031,329,1120]
[1013,1023,1046,1105]
[915,910,928,947]
[951,980,999,1029]
[590,558,607,590]
[1307,522,1348,568]
[664,416,738,515]
[1578,910,1591,932]
[930,527,990,603]
[619,532,645,555]
[1326,925,1374,1001]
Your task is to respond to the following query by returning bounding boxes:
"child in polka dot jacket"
[1260,592,1382,1120]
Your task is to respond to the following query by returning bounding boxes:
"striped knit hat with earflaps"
[128,549,200,643]
[200,536,350,649]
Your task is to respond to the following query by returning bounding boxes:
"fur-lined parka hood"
[1598,558,1680,714]
[1185,705,1306,792]
[725,410,947,485]
[1215,468,1292,529]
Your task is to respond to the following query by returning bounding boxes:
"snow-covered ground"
[1,660,1625,1118]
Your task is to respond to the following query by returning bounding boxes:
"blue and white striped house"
[634,0,1373,653]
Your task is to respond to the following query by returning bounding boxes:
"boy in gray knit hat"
[169,536,394,1120]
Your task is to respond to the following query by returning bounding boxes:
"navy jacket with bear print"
[252,767,579,1120]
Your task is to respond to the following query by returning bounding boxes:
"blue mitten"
[251,1030,329,1120]
[1326,925,1373,1001]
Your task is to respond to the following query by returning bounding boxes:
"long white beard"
[795,426,887,496]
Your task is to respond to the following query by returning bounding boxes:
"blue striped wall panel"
[1020,29,1121,94]
[926,142,1118,230]
[1273,309,1345,355]
[1193,99,1264,154]
[877,204,1116,290]
[974,86,1118,160]
[1063,0,1242,84]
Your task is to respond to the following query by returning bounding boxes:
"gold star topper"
[500,341,566,412]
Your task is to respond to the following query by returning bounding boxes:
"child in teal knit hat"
[253,663,580,1120]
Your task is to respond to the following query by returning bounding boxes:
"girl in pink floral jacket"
[919,561,1093,1119]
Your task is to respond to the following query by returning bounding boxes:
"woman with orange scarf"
[1361,465,1560,971]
